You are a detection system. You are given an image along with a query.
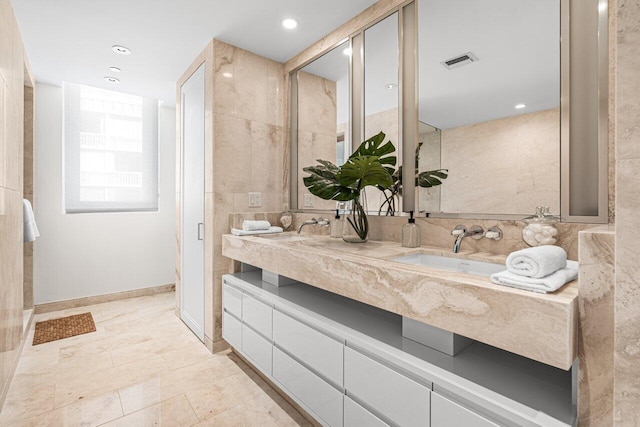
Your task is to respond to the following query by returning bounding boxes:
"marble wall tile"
[614,0,640,423]
[578,227,615,425]
[212,114,252,194]
[440,109,560,215]
[298,71,337,135]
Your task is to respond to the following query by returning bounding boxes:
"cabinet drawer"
[344,397,389,427]
[222,283,242,318]
[344,347,430,427]
[431,393,499,427]
[273,347,343,427]
[242,292,272,339]
[222,311,241,349]
[273,310,343,386]
[242,324,272,375]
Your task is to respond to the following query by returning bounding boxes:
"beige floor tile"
[18,391,123,427]
[1,292,307,426]
[100,394,198,427]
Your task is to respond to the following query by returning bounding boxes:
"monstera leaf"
[417,169,449,188]
[338,155,394,190]
[302,160,359,202]
[349,132,397,176]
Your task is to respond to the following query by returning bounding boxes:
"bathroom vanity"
[221,233,577,426]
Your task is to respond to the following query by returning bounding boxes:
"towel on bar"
[506,245,567,279]
[490,261,578,294]
[23,199,40,243]
[231,226,283,236]
[242,220,271,231]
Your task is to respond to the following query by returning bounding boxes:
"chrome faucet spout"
[297,218,318,234]
[453,233,468,253]
[451,225,484,253]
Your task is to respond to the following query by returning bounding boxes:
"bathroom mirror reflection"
[417,0,561,216]
[296,40,350,210]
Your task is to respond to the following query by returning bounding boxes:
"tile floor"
[0,292,310,426]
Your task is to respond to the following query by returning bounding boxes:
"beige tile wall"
[23,84,34,310]
[0,0,26,406]
[176,40,286,351]
[614,0,640,422]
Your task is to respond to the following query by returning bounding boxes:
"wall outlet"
[303,194,314,208]
[248,192,262,208]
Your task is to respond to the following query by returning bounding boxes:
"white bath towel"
[490,261,578,293]
[231,226,283,236]
[242,220,271,231]
[506,246,567,279]
[23,199,40,243]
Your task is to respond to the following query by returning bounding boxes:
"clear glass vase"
[342,198,369,243]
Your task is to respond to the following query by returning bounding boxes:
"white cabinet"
[222,311,241,349]
[273,347,344,427]
[242,292,272,339]
[241,324,272,375]
[273,310,344,387]
[344,347,431,427]
[431,393,499,427]
[222,285,242,318]
[344,397,389,427]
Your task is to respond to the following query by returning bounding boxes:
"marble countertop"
[222,233,578,370]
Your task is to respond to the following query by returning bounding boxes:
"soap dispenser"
[402,211,421,248]
[330,207,344,238]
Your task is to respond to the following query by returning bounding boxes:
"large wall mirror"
[295,40,350,210]
[417,0,560,217]
[290,0,608,223]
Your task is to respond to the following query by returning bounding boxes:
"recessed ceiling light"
[112,45,131,55]
[109,66,121,73]
[343,47,352,56]
[223,72,233,78]
[104,76,120,83]
[282,18,298,30]
[515,103,526,109]
[385,83,398,90]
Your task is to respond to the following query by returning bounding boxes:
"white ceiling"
[11,0,378,104]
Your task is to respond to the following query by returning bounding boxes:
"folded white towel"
[491,261,578,293]
[231,226,283,236]
[506,246,567,279]
[23,199,40,243]
[242,220,271,231]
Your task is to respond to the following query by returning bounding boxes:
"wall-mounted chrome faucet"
[297,218,330,234]
[451,224,484,253]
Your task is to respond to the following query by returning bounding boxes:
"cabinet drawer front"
[241,324,272,375]
[273,310,344,387]
[345,347,430,427]
[242,293,272,339]
[344,397,389,427]
[222,284,242,318]
[222,311,241,349]
[273,347,343,427]
[431,393,499,427]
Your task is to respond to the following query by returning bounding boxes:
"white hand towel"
[23,199,40,243]
[231,226,283,236]
[242,220,271,231]
[490,261,578,294]
[506,246,567,278]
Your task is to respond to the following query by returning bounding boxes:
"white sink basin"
[258,233,309,242]
[393,253,505,277]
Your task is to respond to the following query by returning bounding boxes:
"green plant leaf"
[338,155,393,190]
[350,132,397,176]
[417,169,449,188]
[302,160,359,201]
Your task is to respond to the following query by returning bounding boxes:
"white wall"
[33,83,176,304]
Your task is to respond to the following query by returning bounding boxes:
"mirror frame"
[288,0,609,223]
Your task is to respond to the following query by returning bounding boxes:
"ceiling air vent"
[441,52,479,70]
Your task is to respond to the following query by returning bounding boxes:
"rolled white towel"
[506,246,567,279]
[242,220,271,231]
[231,226,283,236]
[491,261,578,294]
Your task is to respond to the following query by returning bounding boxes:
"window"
[63,82,159,213]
